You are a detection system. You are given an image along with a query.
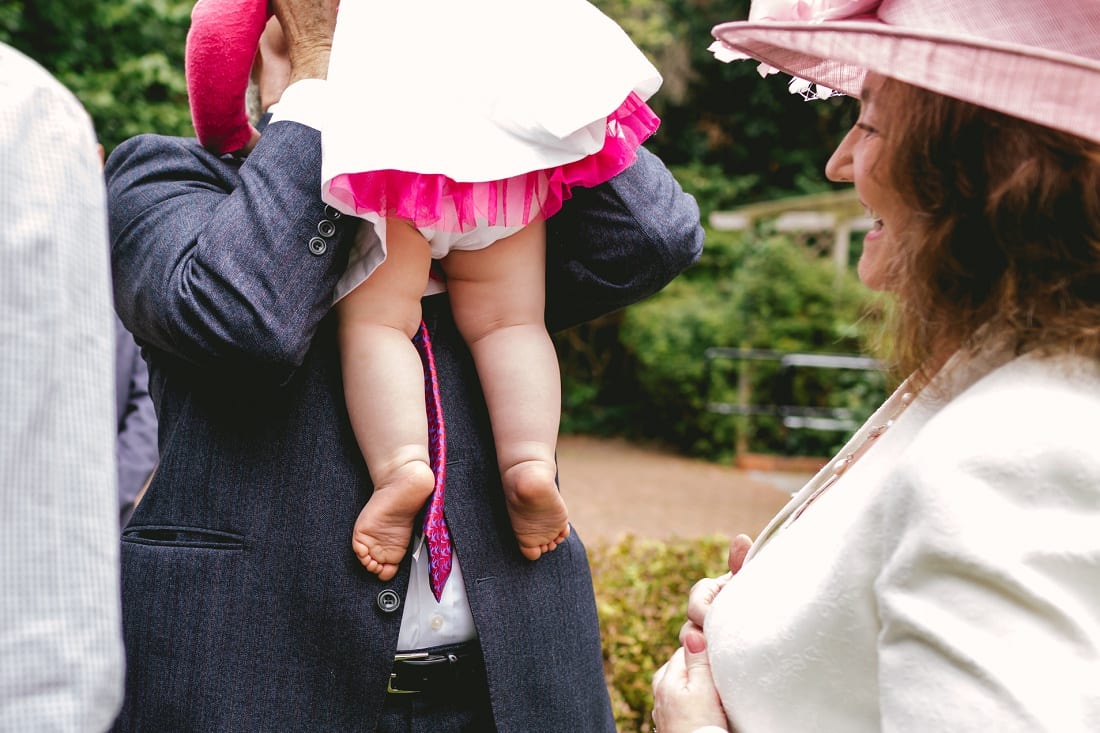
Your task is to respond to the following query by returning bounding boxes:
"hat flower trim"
[708,0,883,99]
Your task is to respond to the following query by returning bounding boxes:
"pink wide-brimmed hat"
[710,0,1100,145]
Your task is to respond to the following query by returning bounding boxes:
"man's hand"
[270,0,338,82]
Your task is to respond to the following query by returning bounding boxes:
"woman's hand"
[686,534,752,629]
[651,626,729,733]
[650,534,753,733]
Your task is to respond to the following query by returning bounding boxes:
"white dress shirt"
[0,43,124,731]
[270,80,477,650]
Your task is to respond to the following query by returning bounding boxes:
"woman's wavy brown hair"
[873,79,1100,383]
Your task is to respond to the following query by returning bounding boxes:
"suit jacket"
[105,119,702,732]
[114,311,158,524]
[706,349,1100,732]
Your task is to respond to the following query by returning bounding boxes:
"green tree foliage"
[615,225,883,460]
[1,0,193,151]
[1,0,856,192]
[556,167,888,461]
[593,0,857,202]
[560,3,882,461]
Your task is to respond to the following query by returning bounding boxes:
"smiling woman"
[652,1,1100,732]
[823,73,897,294]
[844,75,1100,383]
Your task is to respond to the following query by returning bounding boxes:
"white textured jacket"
[707,348,1100,732]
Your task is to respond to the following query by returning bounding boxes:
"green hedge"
[590,534,734,732]
[625,227,884,457]
[552,156,900,461]
[558,224,888,460]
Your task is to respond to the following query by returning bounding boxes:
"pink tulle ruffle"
[326,92,660,232]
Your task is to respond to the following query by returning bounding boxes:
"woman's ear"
[185,0,272,154]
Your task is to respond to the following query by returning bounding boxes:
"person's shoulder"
[880,353,1100,544]
[909,351,1100,474]
[106,133,243,185]
[945,352,1099,434]
[1,42,88,123]
[111,133,218,162]
[1,42,67,97]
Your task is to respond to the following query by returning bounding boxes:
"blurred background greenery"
[2,0,893,463]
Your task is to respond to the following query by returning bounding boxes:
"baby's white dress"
[321,0,663,300]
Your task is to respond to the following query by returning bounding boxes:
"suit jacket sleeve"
[545,145,703,332]
[114,316,158,513]
[106,120,352,384]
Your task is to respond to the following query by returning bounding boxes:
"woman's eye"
[855,121,878,137]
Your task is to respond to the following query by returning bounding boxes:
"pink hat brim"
[712,19,1100,145]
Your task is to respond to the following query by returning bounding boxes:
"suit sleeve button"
[317,219,336,238]
[308,237,328,256]
[323,205,343,220]
[376,589,401,613]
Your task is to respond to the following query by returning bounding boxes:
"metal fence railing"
[704,347,886,456]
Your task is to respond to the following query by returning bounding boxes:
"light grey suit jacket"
[0,42,123,732]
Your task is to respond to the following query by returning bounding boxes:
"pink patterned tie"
[413,321,451,601]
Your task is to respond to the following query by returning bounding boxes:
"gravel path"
[556,435,808,545]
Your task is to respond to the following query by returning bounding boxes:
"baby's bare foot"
[352,461,435,580]
[501,460,570,561]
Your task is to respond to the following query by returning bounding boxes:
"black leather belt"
[388,642,483,695]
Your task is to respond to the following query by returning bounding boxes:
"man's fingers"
[270,0,339,81]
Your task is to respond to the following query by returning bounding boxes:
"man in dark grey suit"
[105,1,702,730]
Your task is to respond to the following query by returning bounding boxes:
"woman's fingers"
[686,571,731,628]
[686,534,754,628]
[728,533,752,574]
[652,632,729,733]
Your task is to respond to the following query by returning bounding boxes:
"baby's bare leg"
[337,220,435,580]
[441,221,568,560]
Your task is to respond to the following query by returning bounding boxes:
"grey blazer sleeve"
[545,145,703,332]
[105,121,354,384]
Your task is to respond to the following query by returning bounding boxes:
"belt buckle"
[387,652,429,694]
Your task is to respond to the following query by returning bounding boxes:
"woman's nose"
[825,130,854,182]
